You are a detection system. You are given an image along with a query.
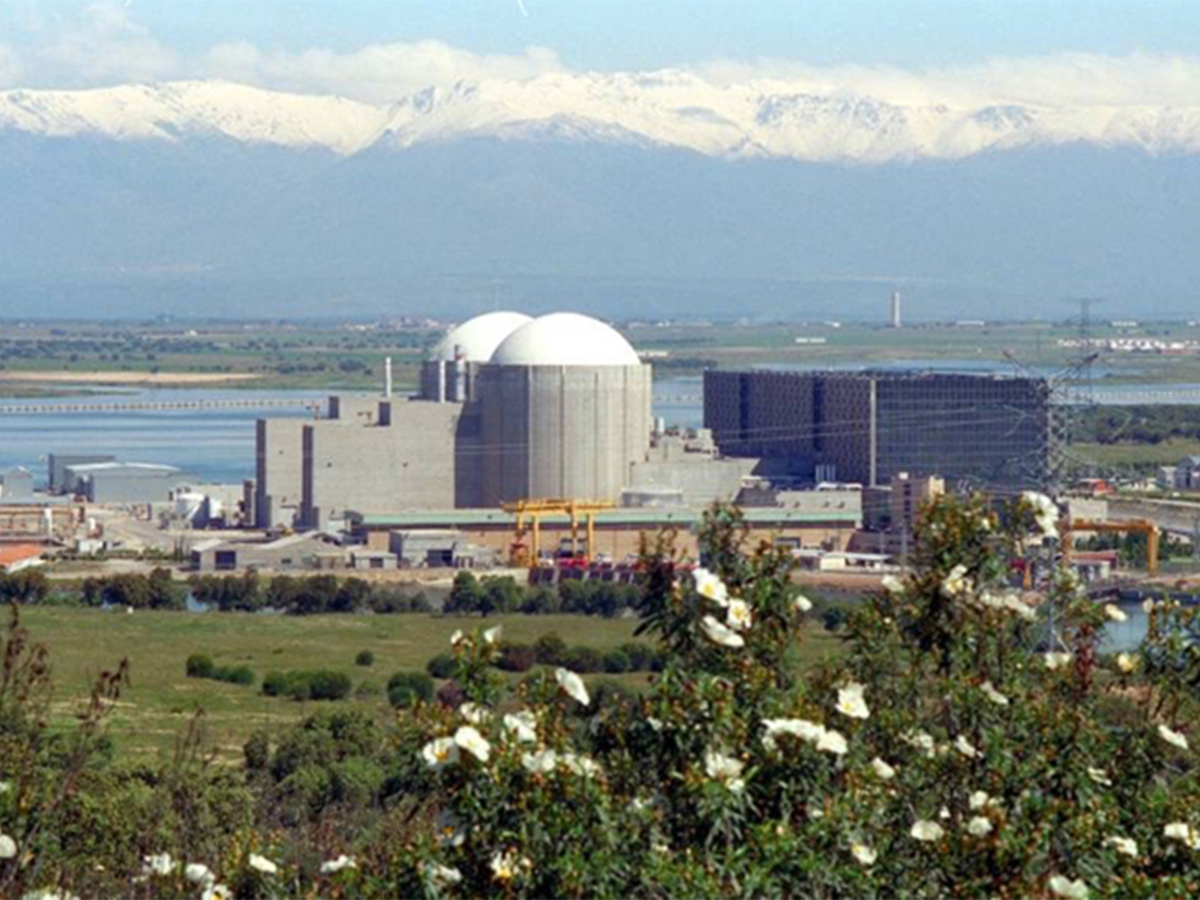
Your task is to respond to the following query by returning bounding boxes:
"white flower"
[1023,491,1060,537]
[201,885,230,900]
[980,681,1009,706]
[880,574,904,595]
[555,667,591,706]
[1142,599,1158,614]
[761,717,826,751]
[794,594,813,613]
[700,614,745,648]
[1104,604,1128,622]
[816,728,849,756]
[422,862,463,889]
[693,567,729,606]
[704,750,745,789]
[1164,821,1200,850]
[836,683,870,720]
[422,736,460,769]
[904,729,937,758]
[185,863,214,885]
[940,564,971,599]
[460,702,492,725]
[1159,724,1190,751]
[726,598,753,631]
[870,757,896,780]
[954,735,980,759]
[1087,766,1113,787]
[969,790,990,810]
[939,806,952,820]
[1044,652,1073,670]
[850,842,877,865]
[143,853,174,877]
[560,752,602,778]
[1005,594,1038,621]
[967,816,993,837]
[454,725,491,762]
[483,625,502,645]
[320,854,357,874]
[1116,653,1139,674]
[1105,836,1138,857]
[0,834,16,860]
[490,850,529,882]
[449,629,464,647]
[0,781,8,793]
[1048,875,1089,899]
[248,854,277,875]
[435,811,465,848]
[911,820,944,842]
[521,749,558,775]
[503,709,538,743]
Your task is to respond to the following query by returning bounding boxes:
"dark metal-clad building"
[704,370,1051,489]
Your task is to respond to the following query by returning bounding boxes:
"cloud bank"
[1,1,1198,113]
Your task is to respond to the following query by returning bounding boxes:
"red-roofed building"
[0,543,48,574]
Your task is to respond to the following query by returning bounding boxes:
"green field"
[1073,438,1200,469]
[19,608,845,762]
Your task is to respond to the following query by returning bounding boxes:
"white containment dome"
[431,311,533,362]
[489,313,641,366]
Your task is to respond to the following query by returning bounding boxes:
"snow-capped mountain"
[3,73,1200,161]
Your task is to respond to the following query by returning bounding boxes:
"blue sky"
[4,2,1200,69]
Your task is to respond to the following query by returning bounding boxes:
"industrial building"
[0,467,35,503]
[60,461,198,504]
[256,311,654,529]
[48,454,116,493]
[704,370,1051,489]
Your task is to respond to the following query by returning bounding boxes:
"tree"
[445,571,483,615]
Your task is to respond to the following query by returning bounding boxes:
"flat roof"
[349,508,859,528]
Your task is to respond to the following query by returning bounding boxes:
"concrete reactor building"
[255,312,653,529]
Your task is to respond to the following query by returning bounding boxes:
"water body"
[0,379,705,484]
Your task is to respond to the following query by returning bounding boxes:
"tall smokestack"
[890,291,901,329]
[384,357,393,397]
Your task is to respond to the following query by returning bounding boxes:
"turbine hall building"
[703,369,1051,490]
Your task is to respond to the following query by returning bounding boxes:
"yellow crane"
[501,498,617,567]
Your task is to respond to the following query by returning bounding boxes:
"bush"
[533,632,567,665]
[355,650,375,667]
[821,606,849,633]
[425,652,458,679]
[185,653,215,679]
[212,664,255,686]
[262,669,351,701]
[435,679,466,709]
[601,649,631,673]
[559,645,604,674]
[387,671,434,709]
[494,641,537,672]
[617,641,656,671]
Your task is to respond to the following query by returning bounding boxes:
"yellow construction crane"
[501,498,617,567]
[1061,519,1161,578]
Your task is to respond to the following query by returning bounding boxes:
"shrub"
[185,653,215,679]
[533,632,567,665]
[435,679,466,709]
[212,664,255,686]
[821,605,849,633]
[559,645,604,673]
[601,649,631,673]
[262,669,351,701]
[387,671,435,709]
[355,650,375,667]
[494,641,537,672]
[425,652,458,679]
[243,730,270,771]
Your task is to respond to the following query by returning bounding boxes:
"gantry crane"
[501,498,617,567]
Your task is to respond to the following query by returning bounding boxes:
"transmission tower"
[1068,297,1105,406]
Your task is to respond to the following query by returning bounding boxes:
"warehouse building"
[0,467,35,503]
[63,462,197,504]
[48,454,116,493]
[704,370,1051,489]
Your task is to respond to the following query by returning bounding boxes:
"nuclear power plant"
[255,311,653,528]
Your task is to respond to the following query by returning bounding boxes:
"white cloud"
[690,52,1200,110]
[201,39,565,103]
[32,1,178,86]
[0,43,25,88]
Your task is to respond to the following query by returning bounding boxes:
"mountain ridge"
[3,76,1200,162]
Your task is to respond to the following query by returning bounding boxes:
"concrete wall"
[256,419,306,528]
[478,364,652,506]
[628,456,756,507]
[302,401,460,528]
